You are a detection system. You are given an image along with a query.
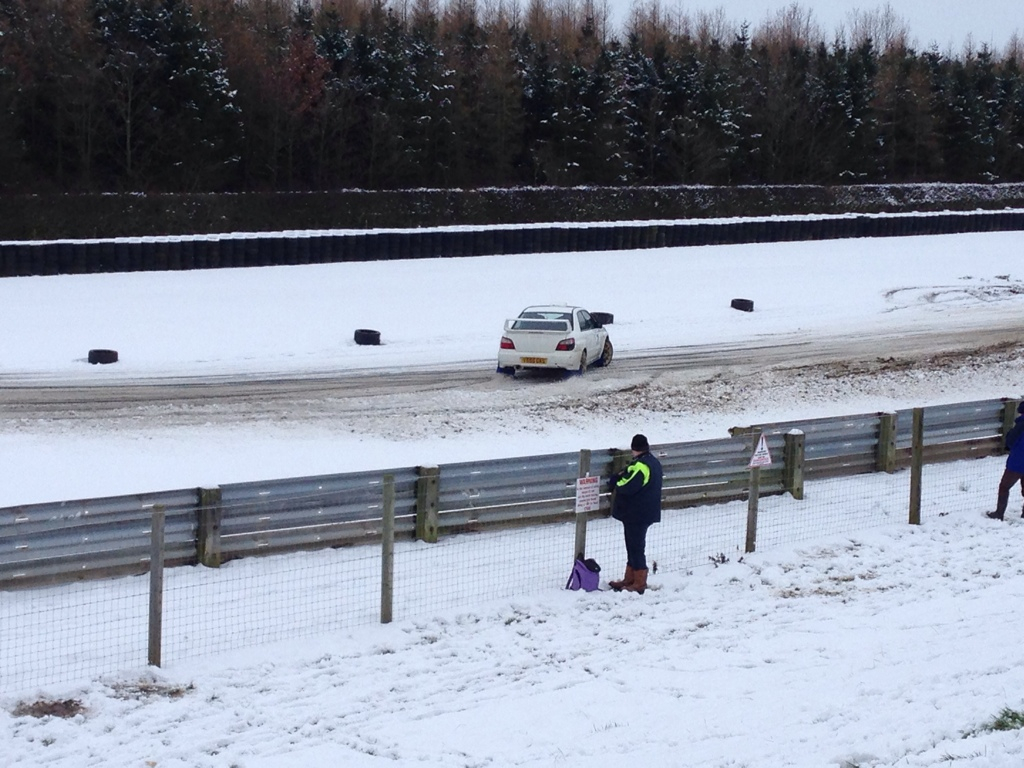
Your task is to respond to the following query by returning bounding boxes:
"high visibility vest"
[616,459,651,488]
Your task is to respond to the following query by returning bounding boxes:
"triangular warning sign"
[749,434,773,468]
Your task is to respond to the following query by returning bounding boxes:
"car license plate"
[520,356,547,365]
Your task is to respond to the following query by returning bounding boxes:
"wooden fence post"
[197,486,222,568]
[745,431,761,553]
[877,411,898,473]
[148,505,165,668]
[909,408,924,525]
[1002,401,1021,451]
[574,449,591,561]
[381,474,395,624]
[783,429,805,500]
[605,449,632,518]
[415,465,440,543]
[612,449,632,473]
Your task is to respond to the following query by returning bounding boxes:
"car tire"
[596,338,613,367]
[577,349,588,376]
[592,311,614,326]
[496,365,515,376]
[87,349,118,365]
[354,328,381,345]
[730,298,754,312]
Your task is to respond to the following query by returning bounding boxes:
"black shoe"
[986,511,1005,520]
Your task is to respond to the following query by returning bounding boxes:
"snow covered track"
[5,234,1024,765]
[2,231,1024,507]
[1,321,1021,428]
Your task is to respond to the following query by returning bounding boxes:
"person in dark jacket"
[608,434,663,594]
[987,401,1024,520]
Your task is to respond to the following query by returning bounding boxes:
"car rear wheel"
[577,349,588,376]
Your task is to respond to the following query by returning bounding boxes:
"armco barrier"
[216,467,421,560]
[0,488,200,585]
[1,397,1018,589]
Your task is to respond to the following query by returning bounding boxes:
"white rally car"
[497,305,613,375]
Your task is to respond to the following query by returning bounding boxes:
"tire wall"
[3,211,1024,278]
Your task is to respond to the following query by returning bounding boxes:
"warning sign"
[575,475,601,513]
[748,434,773,468]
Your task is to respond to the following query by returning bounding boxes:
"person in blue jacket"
[608,434,663,594]
[987,401,1024,520]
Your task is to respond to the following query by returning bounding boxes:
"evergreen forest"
[3,0,1024,194]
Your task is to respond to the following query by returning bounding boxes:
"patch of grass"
[985,707,1024,732]
[964,706,1024,738]
[12,698,85,719]
[109,680,194,701]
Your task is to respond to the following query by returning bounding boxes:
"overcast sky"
[606,0,1022,52]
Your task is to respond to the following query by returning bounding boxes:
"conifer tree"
[92,0,240,189]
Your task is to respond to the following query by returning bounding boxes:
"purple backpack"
[565,558,601,591]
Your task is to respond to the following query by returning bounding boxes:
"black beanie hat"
[1018,401,1024,414]
[631,434,649,451]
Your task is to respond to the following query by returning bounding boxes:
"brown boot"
[624,569,648,594]
[609,565,635,591]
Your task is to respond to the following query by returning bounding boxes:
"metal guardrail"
[437,450,604,531]
[3,210,1024,277]
[0,488,199,585]
[0,396,1017,588]
[660,437,761,506]
[901,400,1007,463]
[217,467,420,558]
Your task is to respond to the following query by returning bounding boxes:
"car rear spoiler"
[504,318,572,332]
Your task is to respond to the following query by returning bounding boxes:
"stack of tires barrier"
[3,211,1024,278]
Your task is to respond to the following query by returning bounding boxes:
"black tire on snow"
[354,328,381,345]
[496,366,516,376]
[596,338,613,367]
[566,350,588,378]
[87,349,118,365]
[730,298,754,312]
[591,311,614,326]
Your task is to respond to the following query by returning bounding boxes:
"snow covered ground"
[3,227,1024,766]
[5,467,1024,768]
[2,227,1024,508]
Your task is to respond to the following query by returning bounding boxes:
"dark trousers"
[623,521,652,571]
[996,469,1024,516]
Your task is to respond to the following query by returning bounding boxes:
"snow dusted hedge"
[3,207,1024,278]
[6,183,1024,241]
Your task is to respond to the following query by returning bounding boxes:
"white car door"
[576,310,602,365]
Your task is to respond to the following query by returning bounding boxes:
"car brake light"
[555,338,575,351]
[500,336,515,349]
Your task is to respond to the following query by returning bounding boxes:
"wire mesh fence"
[922,455,1015,520]
[4,394,1021,693]
[3,451,1010,694]
[755,471,909,551]
[1,576,148,692]
[161,545,382,666]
